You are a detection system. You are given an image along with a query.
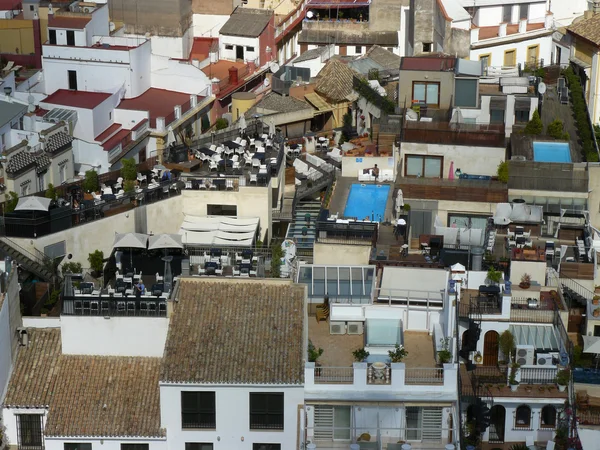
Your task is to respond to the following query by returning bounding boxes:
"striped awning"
[509,324,560,351]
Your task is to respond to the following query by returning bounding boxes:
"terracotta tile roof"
[316,58,356,103]
[568,13,600,47]
[48,15,91,30]
[161,278,305,384]
[95,123,121,142]
[3,328,61,407]
[45,131,73,154]
[45,355,163,437]
[43,89,111,109]
[117,88,195,128]
[4,329,164,438]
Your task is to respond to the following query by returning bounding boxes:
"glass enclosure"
[297,265,376,303]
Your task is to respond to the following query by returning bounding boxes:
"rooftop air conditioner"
[516,344,535,366]
[347,321,363,335]
[330,321,346,335]
[536,353,555,366]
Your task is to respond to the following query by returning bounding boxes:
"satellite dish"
[263,78,270,87]
[306,10,314,18]
[270,62,280,73]
[538,82,547,94]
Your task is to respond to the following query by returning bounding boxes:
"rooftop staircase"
[0,237,54,281]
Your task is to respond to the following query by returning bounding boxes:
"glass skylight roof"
[297,265,375,302]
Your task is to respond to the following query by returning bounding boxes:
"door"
[488,405,506,443]
[66,30,75,46]
[483,330,499,366]
[527,45,539,68]
[68,70,77,90]
[556,47,562,65]
[236,45,244,61]
[504,50,516,67]
[339,45,347,56]
[138,147,146,163]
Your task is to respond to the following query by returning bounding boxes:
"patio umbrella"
[239,114,247,133]
[269,118,276,137]
[148,234,183,250]
[167,126,176,145]
[583,336,600,354]
[113,233,149,269]
[450,107,463,126]
[448,161,455,180]
[15,196,51,212]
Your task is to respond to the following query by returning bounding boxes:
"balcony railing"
[519,366,558,384]
[403,122,506,147]
[510,307,554,323]
[305,362,457,393]
[62,296,168,317]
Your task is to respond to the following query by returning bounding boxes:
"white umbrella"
[113,233,148,250]
[269,118,276,137]
[451,262,466,272]
[239,114,247,133]
[148,234,183,250]
[397,218,407,225]
[583,336,600,354]
[167,126,176,145]
[341,142,355,152]
[450,107,463,125]
[15,196,51,212]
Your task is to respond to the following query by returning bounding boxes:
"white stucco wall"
[45,438,167,450]
[72,139,109,174]
[550,0,588,26]
[60,315,169,357]
[510,260,547,287]
[192,14,229,37]
[341,155,397,178]
[400,142,505,177]
[0,295,12,402]
[219,35,260,64]
[470,34,553,68]
[159,384,304,450]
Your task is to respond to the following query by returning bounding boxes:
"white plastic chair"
[546,441,555,450]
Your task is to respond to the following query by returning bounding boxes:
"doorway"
[483,330,499,366]
[556,47,562,65]
[236,45,244,61]
[68,70,77,90]
[488,405,506,443]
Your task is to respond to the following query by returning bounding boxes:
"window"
[355,45,362,54]
[515,405,531,428]
[181,391,216,428]
[66,30,75,46]
[0,132,5,151]
[59,163,67,184]
[185,444,213,450]
[314,405,351,440]
[249,393,284,430]
[68,70,77,90]
[479,53,491,67]
[366,319,401,346]
[16,414,44,450]
[246,46,255,52]
[454,79,478,107]
[503,49,516,67]
[120,445,148,450]
[225,44,234,50]
[490,109,504,124]
[29,5,34,10]
[109,111,112,120]
[502,5,512,23]
[519,3,529,20]
[405,155,443,178]
[412,82,440,107]
[422,42,432,52]
[406,407,443,441]
[21,184,30,196]
[207,204,237,216]
[253,445,281,450]
[541,406,557,428]
[515,109,529,123]
[514,97,531,123]
[65,444,92,450]
[527,45,539,67]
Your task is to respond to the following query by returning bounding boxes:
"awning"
[583,335,600,354]
[515,97,532,111]
[305,92,334,113]
[15,196,51,212]
[179,215,259,247]
[509,324,560,351]
[148,234,183,250]
[489,96,507,110]
[113,233,148,249]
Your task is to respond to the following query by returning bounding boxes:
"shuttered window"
[314,406,351,440]
[406,407,443,441]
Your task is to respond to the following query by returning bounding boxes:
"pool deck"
[328,176,394,222]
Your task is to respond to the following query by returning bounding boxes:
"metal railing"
[374,287,444,307]
[519,366,558,384]
[315,220,378,246]
[405,368,444,385]
[62,296,168,317]
[314,367,354,384]
[510,308,555,323]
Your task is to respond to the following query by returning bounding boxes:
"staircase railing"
[0,236,54,280]
[560,273,595,302]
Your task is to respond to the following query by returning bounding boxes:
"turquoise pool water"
[533,141,571,163]
[344,184,390,221]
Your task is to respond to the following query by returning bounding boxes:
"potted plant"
[594,295,600,305]
[509,362,520,392]
[498,330,515,364]
[308,339,324,363]
[353,347,370,362]
[519,273,532,289]
[487,267,503,285]
[556,369,570,392]
[388,344,408,362]
[437,337,452,365]
[594,308,600,318]
[88,250,104,278]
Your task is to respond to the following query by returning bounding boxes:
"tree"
[82,170,99,193]
[61,261,82,276]
[45,183,57,200]
[270,240,283,278]
[499,330,515,362]
[342,112,353,140]
[547,119,569,140]
[123,179,136,193]
[120,158,137,181]
[497,161,508,183]
[215,118,229,130]
[5,191,18,213]
[523,109,543,135]
[88,250,104,275]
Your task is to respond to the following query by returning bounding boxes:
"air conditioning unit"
[516,345,535,366]
[330,321,346,335]
[536,353,555,366]
[347,321,363,335]
[83,7,92,13]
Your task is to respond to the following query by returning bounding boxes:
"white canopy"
[238,114,247,132]
[583,335,600,354]
[15,196,51,212]
[451,263,466,272]
[494,202,544,225]
[179,215,259,247]
[180,230,254,247]
[148,234,183,250]
[113,233,148,249]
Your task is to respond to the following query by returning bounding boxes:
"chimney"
[518,18,527,33]
[545,12,553,28]
[4,86,13,103]
[593,1,600,14]
[211,78,220,95]
[499,22,507,37]
[584,10,594,19]
[247,60,256,73]
[228,66,239,85]
[470,27,479,43]
[190,94,197,108]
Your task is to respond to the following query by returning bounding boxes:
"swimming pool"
[344,184,390,221]
[533,141,572,163]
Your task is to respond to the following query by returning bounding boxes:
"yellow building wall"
[0,20,35,54]
[575,38,595,65]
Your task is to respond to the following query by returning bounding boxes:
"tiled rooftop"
[4,328,164,437]
[160,278,305,384]
[48,15,91,29]
[43,89,111,109]
[118,88,196,128]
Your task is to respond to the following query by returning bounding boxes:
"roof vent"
[17,327,28,346]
